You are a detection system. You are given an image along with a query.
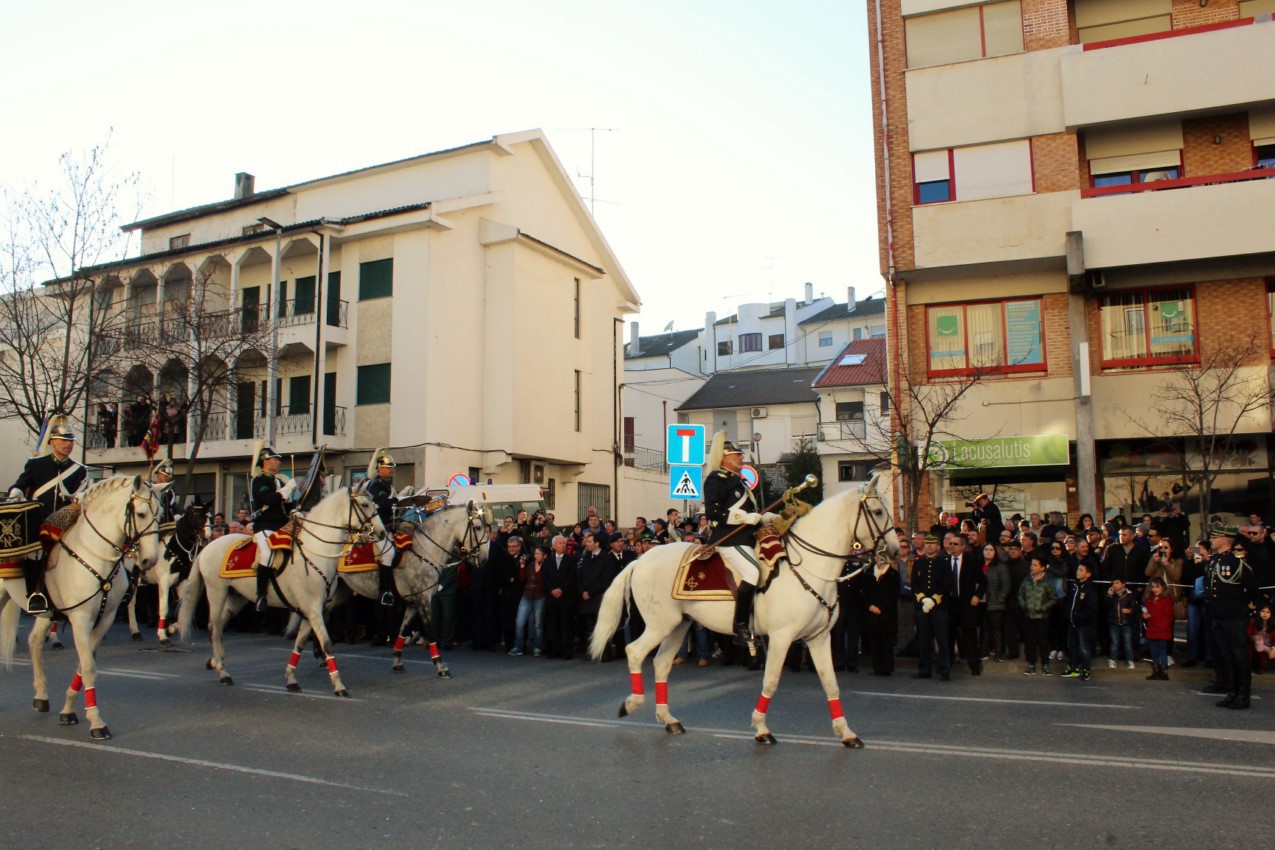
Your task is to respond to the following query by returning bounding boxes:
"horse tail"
[177,556,205,644]
[0,594,17,670]
[589,562,635,661]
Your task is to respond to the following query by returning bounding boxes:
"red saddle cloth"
[672,548,737,601]
[338,542,377,574]
[219,538,258,578]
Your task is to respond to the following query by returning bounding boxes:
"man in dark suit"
[912,533,953,681]
[576,531,610,656]
[606,534,640,655]
[945,531,987,675]
[543,534,578,659]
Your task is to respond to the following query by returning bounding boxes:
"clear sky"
[0,0,883,336]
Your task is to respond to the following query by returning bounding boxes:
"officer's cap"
[922,533,939,544]
[259,446,283,462]
[1210,522,1239,539]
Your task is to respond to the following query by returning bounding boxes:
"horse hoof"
[436,669,452,679]
[159,639,172,648]
[59,712,79,726]
[90,726,112,740]
[335,689,351,698]
[219,676,234,686]
[33,698,49,713]
[392,664,404,673]
[286,683,302,693]
[131,633,143,642]
[843,736,865,749]
[618,702,631,718]
[755,733,778,746]
[666,722,686,735]
[51,641,63,650]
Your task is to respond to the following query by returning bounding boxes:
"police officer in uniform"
[252,446,296,612]
[365,449,398,606]
[7,416,86,613]
[702,432,777,646]
[1205,524,1258,709]
[912,533,953,681]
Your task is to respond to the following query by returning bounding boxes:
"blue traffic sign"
[669,464,703,500]
[666,424,706,465]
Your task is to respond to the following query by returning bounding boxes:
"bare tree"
[1121,333,1274,526]
[94,259,274,496]
[0,135,140,440]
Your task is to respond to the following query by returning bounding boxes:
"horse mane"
[77,475,134,510]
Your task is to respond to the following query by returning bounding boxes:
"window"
[1091,164,1180,191]
[1075,0,1170,44]
[880,391,890,416]
[1268,281,1275,354]
[288,375,310,415]
[768,333,784,350]
[574,370,581,432]
[915,141,1034,205]
[356,363,392,405]
[1099,287,1196,368]
[870,325,886,338]
[836,401,865,421]
[717,340,733,356]
[294,276,316,315]
[573,278,581,339]
[739,333,762,353]
[818,332,833,348]
[242,223,265,235]
[358,258,393,301]
[1256,143,1275,170]
[926,298,1045,377]
[169,234,190,250]
[905,1,1023,69]
[1086,122,1182,191]
[853,327,864,341]
[838,461,869,482]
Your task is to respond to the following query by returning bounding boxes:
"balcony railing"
[323,405,346,437]
[1083,15,1257,52]
[622,445,668,473]
[275,411,312,435]
[818,419,867,442]
[1081,166,1275,199]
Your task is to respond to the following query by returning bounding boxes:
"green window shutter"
[288,375,311,415]
[326,271,342,326]
[294,276,316,315]
[357,363,391,405]
[359,258,393,301]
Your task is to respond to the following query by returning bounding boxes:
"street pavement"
[0,620,1270,849]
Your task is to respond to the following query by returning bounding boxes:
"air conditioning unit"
[751,407,768,418]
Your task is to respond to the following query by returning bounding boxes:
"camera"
[964,501,975,508]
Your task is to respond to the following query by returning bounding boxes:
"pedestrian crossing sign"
[669,465,703,500]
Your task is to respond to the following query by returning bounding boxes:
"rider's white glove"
[761,512,780,524]
[278,477,298,500]
[921,597,935,614]
[728,507,764,525]
[7,488,23,501]
[397,485,416,499]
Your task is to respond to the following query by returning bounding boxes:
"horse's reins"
[283,493,383,609]
[56,490,160,622]
[397,507,489,600]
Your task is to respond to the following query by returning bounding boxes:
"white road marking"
[17,735,405,796]
[5,659,176,681]
[1062,724,1275,746]
[471,707,1275,779]
[241,684,363,702]
[848,690,1134,710]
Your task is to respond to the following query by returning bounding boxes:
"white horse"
[0,476,165,740]
[589,473,900,747]
[126,503,208,646]
[178,487,383,696]
[319,501,487,678]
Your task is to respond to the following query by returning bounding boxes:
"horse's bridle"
[58,489,161,620]
[399,504,489,596]
[288,492,384,605]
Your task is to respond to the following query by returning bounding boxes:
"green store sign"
[927,434,1069,468]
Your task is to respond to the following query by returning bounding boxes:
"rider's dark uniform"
[702,442,762,645]
[1206,527,1259,709]
[10,447,86,611]
[366,472,398,605]
[252,450,290,612]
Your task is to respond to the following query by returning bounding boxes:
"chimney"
[630,321,641,357]
[234,172,255,200]
[804,281,813,303]
[847,286,856,311]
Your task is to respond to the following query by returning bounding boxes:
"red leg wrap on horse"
[50,622,58,635]
[428,642,441,660]
[84,688,97,709]
[393,635,406,652]
[288,651,302,669]
[828,698,844,720]
[630,672,644,696]
[655,681,668,705]
[158,617,166,629]
[325,657,338,674]
[755,694,771,715]
[70,673,83,692]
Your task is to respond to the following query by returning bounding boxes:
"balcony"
[912,190,1076,272]
[622,444,668,473]
[1060,18,1275,129]
[818,419,866,442]
[1073,170,1275,268]
[275,297,349,353]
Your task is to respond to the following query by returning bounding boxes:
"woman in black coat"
[861,556,901,675]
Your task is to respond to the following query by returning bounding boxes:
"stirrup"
[27,592,49,614]
[255,596,268,613]
[733,624,754,648]
[380,592,395,607]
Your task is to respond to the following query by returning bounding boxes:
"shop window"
[926,298,1045,377]
[904,1,1023,69]
[1099,287,1197,368]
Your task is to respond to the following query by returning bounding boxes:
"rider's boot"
[378,565,396,607]
[23,556,48,614]
[732,582,756,647]
[255,557,272,613]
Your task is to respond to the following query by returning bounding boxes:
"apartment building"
[869,0,1275,528]
[81,130,640,518]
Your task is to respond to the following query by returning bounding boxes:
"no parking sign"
[739,465,759,490]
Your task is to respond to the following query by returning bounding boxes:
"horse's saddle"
[671,527,788,601]
[219,538,258,578]
[338,542,378,574]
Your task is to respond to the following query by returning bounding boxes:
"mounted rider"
[365,448,398,607]
[7,415,87,613]
[252,444,297,612]
[702,431,777,646]
[150,458,179,530]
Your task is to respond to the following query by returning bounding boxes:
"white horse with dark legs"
[178,487,383,696]
[0,476,164,740]
[126,503,208,646]
[314,501,487,678]
[589,472,900,747]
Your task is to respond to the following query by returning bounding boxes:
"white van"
[424,483,545,524]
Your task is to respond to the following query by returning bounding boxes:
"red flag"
[141,415,160,460]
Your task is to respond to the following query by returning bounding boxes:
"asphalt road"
[0,620,1269,849]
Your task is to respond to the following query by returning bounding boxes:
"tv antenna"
[555,127,618,215]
